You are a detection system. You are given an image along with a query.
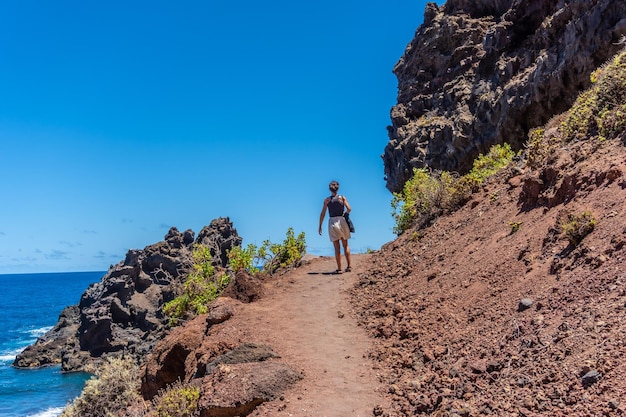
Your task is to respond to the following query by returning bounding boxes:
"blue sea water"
[0,271,104,417]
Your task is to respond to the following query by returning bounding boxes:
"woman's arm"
[318,198,329,235]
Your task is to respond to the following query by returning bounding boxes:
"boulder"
[140,297,243,399]
[198,362,302,417]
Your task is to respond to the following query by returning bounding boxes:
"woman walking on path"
[318,180,352,274]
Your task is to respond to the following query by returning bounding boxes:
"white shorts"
[328,216,351,242]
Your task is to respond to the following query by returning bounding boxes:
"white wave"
[0,354,16,362]
[0,347,24,362]
[27,326,53,338]
[0,327,49,363]
[26,407,65,417]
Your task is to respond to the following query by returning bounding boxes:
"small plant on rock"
[164,244,230,325]
[153,380,200,417]
[560,211,596,245]
[509,221,522,233]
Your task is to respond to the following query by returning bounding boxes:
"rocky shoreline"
[14,217,242,372]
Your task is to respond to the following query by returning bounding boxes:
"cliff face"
[383,0,626,193]
[13,217,242,372]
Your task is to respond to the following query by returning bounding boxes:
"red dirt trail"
[235,254,388,417]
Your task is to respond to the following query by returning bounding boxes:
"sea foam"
[0,347,24,363]
[27,326,53,338]
[27,406,65,417]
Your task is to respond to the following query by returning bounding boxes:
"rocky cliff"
[383,0,626,193]
[13,217,242,372]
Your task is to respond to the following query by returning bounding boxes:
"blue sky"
[0,0,435,274]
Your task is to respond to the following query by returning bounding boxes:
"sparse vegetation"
[61,356,140,417]
[166,229,306,326]
[153,380,200,417]
[258,228,307,274]
[391,168,456,234]
[164,244,231,325]
[560,211,596,245]
[525,50,626,168]
[525,127,554,169]
[509,221,522,233]
[415,114,449,128]
[461,143,516,190]
[564,51,626,142]
[523,112,569,169]
[227,228,306,275]
[392,143,515,234]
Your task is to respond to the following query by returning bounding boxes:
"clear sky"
[0,0,435,274]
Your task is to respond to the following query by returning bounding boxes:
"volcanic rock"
[13,217,242,372]
[198,362,302,417]
[383,0,626,192]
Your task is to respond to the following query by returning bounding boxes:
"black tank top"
[328,195,344,217]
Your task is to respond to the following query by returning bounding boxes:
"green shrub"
[391,168,435,234]
[227,243,260,273]
[597,102,626,141]
[227,228,306,276]
[561,88,598,140]
[524,120,566,169]
[392,144,514,234]
[560,50,626,142]
[462,142,515,189]
[560,212,596,245]
[61,356,140,417]
[153,380,200,417]
[391,169,465,234]
[164,244,230,325]
[258,227,307,274]
[525,127,548,169]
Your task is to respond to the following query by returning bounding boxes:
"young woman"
[318,180,352,273]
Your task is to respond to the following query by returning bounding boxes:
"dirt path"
[236,254,387,417]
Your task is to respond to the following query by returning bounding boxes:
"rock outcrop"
[383,0,626,193]
[13,217,242,372]
[140,297,302,417]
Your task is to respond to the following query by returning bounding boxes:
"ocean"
[0,271,104,417]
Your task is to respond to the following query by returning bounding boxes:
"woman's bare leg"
[333,239,342,271]
[341,238,351,270]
